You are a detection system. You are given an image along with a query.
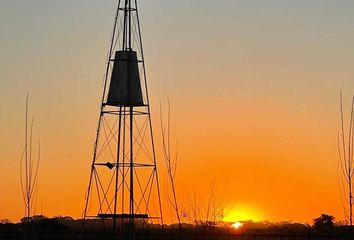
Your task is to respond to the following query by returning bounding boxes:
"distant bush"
[20,215,47,224]
[20,215,68,232]
[53,215,74,221]
[313,214,335,231]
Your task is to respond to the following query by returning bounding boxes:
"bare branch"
[337,91,353,226]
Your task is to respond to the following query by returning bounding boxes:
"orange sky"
[1,0,354,223]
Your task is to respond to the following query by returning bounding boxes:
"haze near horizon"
[1,0,354,224]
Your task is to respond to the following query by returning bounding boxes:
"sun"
[231,221,243,229]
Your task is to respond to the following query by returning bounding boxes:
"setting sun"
[231,221,243,229]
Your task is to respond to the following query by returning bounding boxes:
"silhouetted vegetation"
[0,215,353,240]
[338,92,354,226]
[313,214,335,231]
[20,215,68,232]
[160,100,181,230]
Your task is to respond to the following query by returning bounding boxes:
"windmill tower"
[83,0,163,231]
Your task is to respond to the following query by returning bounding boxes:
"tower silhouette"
[83,0,163,232]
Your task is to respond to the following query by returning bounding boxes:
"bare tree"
[338,91,353,227]
[201,183,227,226]
[160,100,181,229]
[20,94,40,219]
[183,185,200,224]
[183,182,228,227]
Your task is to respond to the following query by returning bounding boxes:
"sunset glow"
[231,222,243,229]
[223,204,264,223]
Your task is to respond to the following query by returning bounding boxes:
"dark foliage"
[313,214,335,231]
[20,215,67,232]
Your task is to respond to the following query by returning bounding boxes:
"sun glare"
[231,221,243,229]
[223,204,263,223]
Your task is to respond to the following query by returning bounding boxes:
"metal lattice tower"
[83,0,163,232]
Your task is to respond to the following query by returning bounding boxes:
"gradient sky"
[1,0,354,223]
